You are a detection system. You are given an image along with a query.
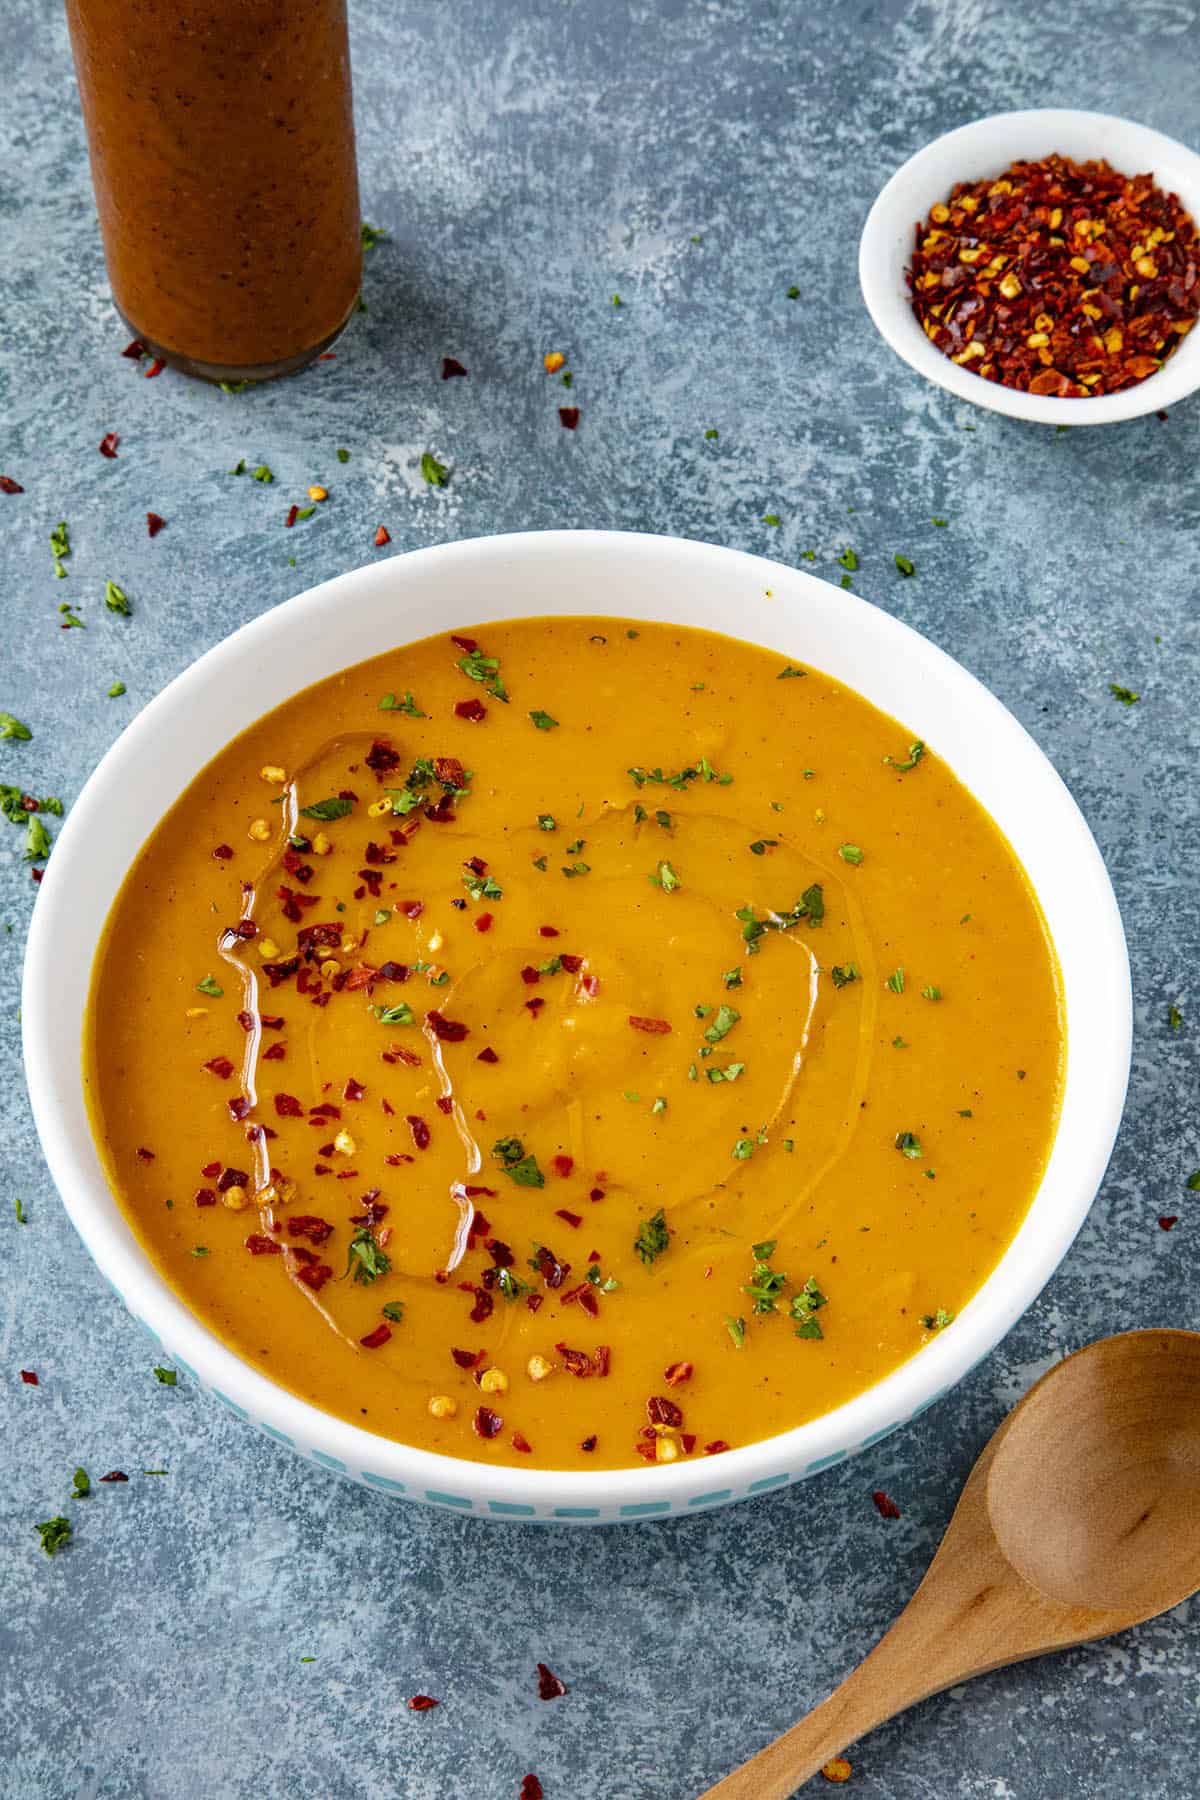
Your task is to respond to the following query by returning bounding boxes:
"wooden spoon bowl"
[700,1330,1200,1799]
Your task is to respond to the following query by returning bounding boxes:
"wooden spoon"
[700,1329,1200,1799]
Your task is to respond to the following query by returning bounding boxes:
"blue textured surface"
[3,2,1199,1796]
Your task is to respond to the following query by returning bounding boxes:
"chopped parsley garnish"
[337,447,350,463]
[1169,1004,1183,1031]
[895,1130,923,1159]
[1187,1171,1200,1192]
[1108,684,1140,706]
[894,553,916,577]
[651,859,681,892]
[932,516,949,527]
[703,1003,740,1044]
[251,464,274,484]
[627,759,731,790]
[374,1002,415,1026]
[725,1314,746,1349]
[420,451,450,488]
[379,691,426,716]
[723,966,743,989]
[457,645,508,701]
[57,602,85,628]
[346,1225,391,1284]
[790,1277,827,1339]
[497,1266,534,1301]
[585,1266,620,1293]
[777,665,806,680]
[14,1197,27,1224]
[0,713,31,741]
[786,284,800,299]
[462,871,502,901]
[706,1061,745,1083]
[195,974,223,997]
[762,513,781,527]
[830,964,859,988]
[748,839,777,856]
[537,814,557,831]
[107,680,126,698]
[837,547,857,572]
[373,909,391,925]
[921,985,942,1001]
[651,1096,668,1115]
[300,795,353,821]
[744,1250,786,1312]
[360,221,388,249]
[152,1366,177,1386]
[884,741,925,771]
[71,1467,90,1500]
[35,1516,72,1557]
[532,855,548,871]
[893,1035,909,1049]
[528,710,559,731]
[886,967,905,994]
[731,1137,756,1160]
[921,1308,955,1330]
[104,580,132,616]
[634,1207,670,1266]
[562,861,590,878]
[25,816,51,862]
[957,1108,973,1118]
[705,427,719,439]
[736,883,822,952]
[838,843,864,865]
[492,1137,545,1188]
[381,1301,406,1323]
[50,520,70,577]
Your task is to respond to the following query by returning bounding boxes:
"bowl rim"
[859,106,1200,426]
[21,529,1132,1517]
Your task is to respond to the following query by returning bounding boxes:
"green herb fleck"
[786,284,800,299]
[777,665,806,680]
[725,1314,746,1348]
[50,521,70,577]
[830,964,859,988]
[886,967,905,995]
[104,579,132,616]
[71,1467,90,1500]
[381,1301,405,1323]
[14,1197,27,1224]
[537,813,557,831]
[931,516,949,527]
[346,1225,391,1285]
[723,966,742,990]
[300,795,353,821]
[361,221,388,250]
[634,1207,669,1266]
[895,1130,923,1159]
[651,859,680,892]
[458,644,508,702]
[705,428,719,440]
[195,974,223,998]
[25,816,51,862]
[529,710,559,731]
[731,1137,755,1160]
[420,451,450,488]
[462,870,502,902]
[921,985,942,1001]
[251,464,274,484]
[884,741,925,772]
[894,553,916,577]
[492,1137,545,1188]
[762,513,781,527]
[107,680,126,698]
[837,547,857,572]
[838,843,864,866]
[0,713,31,741]
[152,1366,177,1386]
[1109,684,1140,706]
[35,1516,71,1557]
[921,1308,955,1330]
[703,1003,740,1045]
[1169,1003,1183,1031]
[374,1002,415,1026]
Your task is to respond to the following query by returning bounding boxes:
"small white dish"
[859,108,1200,426]
[22,531,1132,1523]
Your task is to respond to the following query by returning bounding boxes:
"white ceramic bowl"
[22,531,1131,1523]
[859,108,1200,426]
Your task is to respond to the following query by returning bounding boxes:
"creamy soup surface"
[85,619,1063,1470]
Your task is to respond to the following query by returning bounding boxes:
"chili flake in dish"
[83,619,1063,1471]
[909,154,1200,396]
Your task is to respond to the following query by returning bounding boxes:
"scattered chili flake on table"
[559,407,580,430]
[908,155,1200,396]
[374,525,391,547]
[872,1488,901,1519]
[1159,1215,1179,1231]
[98,432,119,458]
[99,1470,129,1482]
[442,357,469,379]
[146,512,166,537]
[519,1778,544,1800]
[0,475,24,494]
[536,1661,567,1700]
[408,1694,440,1711]
[19,1369,39,1385]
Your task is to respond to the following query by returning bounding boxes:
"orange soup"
[85,619,1063,1470]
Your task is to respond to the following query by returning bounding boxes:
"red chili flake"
[647,1395,683,1428]
[19,1370,38,1385]
[0,476,25,494]
[203,1055,235,1080]
[473,1405,503,1439]
[463,1184,498,1198]
[227,1096,252,1121]
[284,504,300,529]
[555,1209,583,1229]
[274,1093,304,1118]
[558,407,580,430]
[31,868,42,883]
[664,1360,693,1386]
[365,739,402,778]
[872,1489,902,1520]
[452,1347,485,1369]
[1159,1215,1180,1230]
[470,1287,494,1324]
[144,358,166,378]
[628,1015,671,1034]
[520,1778,544,1800]
[424,1013,470,1048]
[262,1043,286,1062]
[287,1216,333,1246]
[99,1470,130,1482]
[121,338,145,359]
[552,1154,574,1179]
[536,1662,567,1700]
[217,1166,249,1191]
[442,357,469,379]
[343,1077,366,1102]
[450,633,478,651]
[146,511,166,537]
[558,953,583,974]
[405,1114,431,1151]
[213,843,234,861]
[454,697,487,721]
[408,1694,440,1711]
[580,1436,597,1454]
[511,1430,533,1454]
[474,1047,499,1067]
[474,912,494,935]
[194,1187,216,1207]
[296,1260,334,1290]
[434,755,466,789]
[589,1187,605,1202]
[538,925,560,938]
[556,1344,593,1378]
[908,155,1200,398]
[580,974,599,997]
[536,1247,570,1289]
[398,902,424,920]
[98,432,120,458]
[360,1323,392,1350]
[525,997,546,1015]
[374,525,391,547]
[245,1234,283,1255]
[136,1146,155,1162]
[704,1440,730,1455]
[202,1160,222,1179]
[434,1095,453,1117]
[520,966,540,986]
